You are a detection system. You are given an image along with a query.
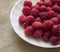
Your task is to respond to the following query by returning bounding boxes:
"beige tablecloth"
[0,0,60,52]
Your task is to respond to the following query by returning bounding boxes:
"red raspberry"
[42,20,53,31]
[25,15,34,25]
[22,6,31,16]
[52,25,58,36]
[42,31,51,42]
[39,12,49,21]
[30,8,39,17]
[24,1,32,7]
[41,0,45,2]
[51,17,59,24]
[48,11,57,18]
[32,22,43,29]
[58,37,60,42]
[36,1,44,6]
[57,15,60,23]
[52,24,60,36]
[31,4,40,10]
[50,36,60,45]
[19,15,25,25]
[23,22,30,29]
[33,30,42,38]
[47,7,52,11]
[34,17,41,22]
[44,0,52,7]
[25,26,34,36]
[23,16,34,28]
[39,5,47,12]
[50,0,57,5]
[57,0,60,6]
[52,5,60,13]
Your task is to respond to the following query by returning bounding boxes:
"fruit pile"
[19,0,60,45]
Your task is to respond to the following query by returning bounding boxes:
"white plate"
[10,0,60,48]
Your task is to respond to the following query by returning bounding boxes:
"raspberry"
[25,15,34,25]
[51,17,59,24]
[50,0,57,5]
[47,7,52,11]
[41,0,45,2]
[57,15,60,23]
[39,12,49,21]
[30,8,39,17]
[58,37,60,42]
[25,26,34,36]
[34,17,41,22]
[22,6,31,16]
[31,4,40,10]
[48,11,57,18]
[52,24,60,36]
[52,25,58,36]
[19,15,25,25]
[42,20,53,31]
[57,0,60,6]
[32,22,43,29]
[44,0,52,7]
[50,36,60,45]
[47,7,52,12]
[39,5,47,12]
[33,30,42,38]
[24,1,32,7]
[42,31,51,42]
[23,22,30,29]
[55,24,60,36]
[36,1,44,6]
[52,5,60,13]
[23,15,34,28]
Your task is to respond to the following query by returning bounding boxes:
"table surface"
[0,0,60,52]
